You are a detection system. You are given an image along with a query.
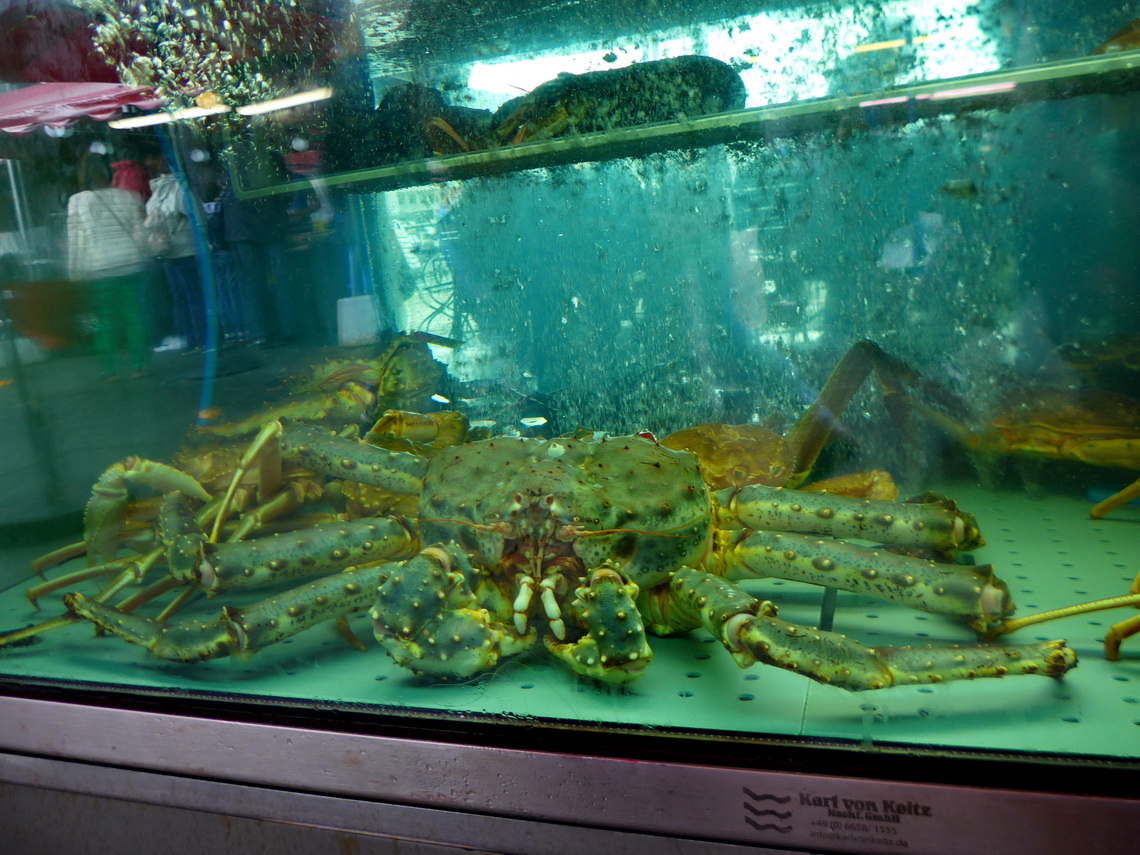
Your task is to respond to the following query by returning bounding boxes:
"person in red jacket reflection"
[110,145,152,202]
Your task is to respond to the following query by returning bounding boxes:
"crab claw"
[545,566,652,684]
[370,544,534,680]
[85,458,211,566]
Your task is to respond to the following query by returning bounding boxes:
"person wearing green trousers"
[68,152,149,378]
[88,272,149,376]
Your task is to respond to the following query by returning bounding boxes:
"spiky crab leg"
[0,549,165,650]
[159,493,416,594]
[545,566,653,684]
[64,565,393,662]
[2,498,417,652]
[198,384,378,438]
[713,485,1010,633]
[717,485,984,553]
[718,530,1012,633]
[642,568,1076,691]
[370,544,533,680]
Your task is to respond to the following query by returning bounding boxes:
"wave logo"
[742,787,793,833]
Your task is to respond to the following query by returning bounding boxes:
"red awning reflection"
[0,82,160,133]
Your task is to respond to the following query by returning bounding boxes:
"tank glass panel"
[1,0,1139,762]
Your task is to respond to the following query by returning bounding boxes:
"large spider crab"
[202,332,449,438]
[0,342,1094,691]
[11,423,1077,692]
[375,56,747,160]
[913,385,1140,519]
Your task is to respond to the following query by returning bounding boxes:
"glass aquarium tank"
[1,1,1139,850]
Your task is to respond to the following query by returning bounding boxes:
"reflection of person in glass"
[145,153,207,351]
[220,157,290,345]
[111,145,152,203]
[67,153,149,379]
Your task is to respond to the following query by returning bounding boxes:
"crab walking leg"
[642,568,1076,692]
[718,485,983,553]
[0,551,167,650]
[0,615,82,648]
[222,487,315,545]
[153,490,418,594]
[979,591,1140,660]
[26,553,141,607]
[180,512,417,593]
[113,575,183,614]
[26,546,166,611]
[546,566,654,684]
[211,420,429,541]
[719,530,1012,633]
[32,540,90,575]
[150,492,388,594]
[278,420,428,492]
[1106,613,1140,661]
[1090,475,1140,520]
[63,566,393,662]
[370,544,534,680]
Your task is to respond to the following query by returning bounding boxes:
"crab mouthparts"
[513,575,568,639]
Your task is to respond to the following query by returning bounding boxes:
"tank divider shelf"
[234,50,1140,198]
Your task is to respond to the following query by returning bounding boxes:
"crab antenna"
[420,517,504,534]
[576,527,689,539]
[986,592,1140,638]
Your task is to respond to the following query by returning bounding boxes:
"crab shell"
[418,435,713,591]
